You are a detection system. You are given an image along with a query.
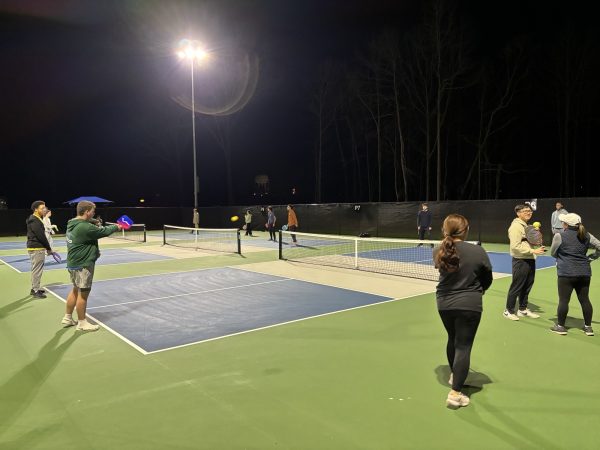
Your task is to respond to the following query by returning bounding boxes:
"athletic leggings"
[439,309,482,392]
[268,224,277,241]
[557,276,593,326]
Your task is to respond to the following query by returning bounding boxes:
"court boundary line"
[87,278,293,310]
[0,258,23,274]
[145,291,429,355]
[45,288,149,355]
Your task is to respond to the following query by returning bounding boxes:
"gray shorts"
[68,265,95,291]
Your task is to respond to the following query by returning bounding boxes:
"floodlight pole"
[191,60,198,210]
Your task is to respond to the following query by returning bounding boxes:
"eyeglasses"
[519,210,533,214]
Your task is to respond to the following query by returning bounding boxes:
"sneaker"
[61,317,77,328]
[518,308,540,319]
[550,324,567,335]
[32,291,47,299]
[76,321,100,332]
[30,288,46,295]
[503,310,519,321]
[446,391,470,408]
[448,373,453,386]
[582,326,594,336]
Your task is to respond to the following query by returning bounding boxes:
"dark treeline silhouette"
[310,0,600,203]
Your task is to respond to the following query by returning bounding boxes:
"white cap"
[559,213,582,227]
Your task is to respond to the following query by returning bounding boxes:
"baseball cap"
[559,213,582,227]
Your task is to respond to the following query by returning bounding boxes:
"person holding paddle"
[503,204,546,321]
[61,201,122,332]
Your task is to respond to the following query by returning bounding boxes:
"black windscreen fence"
[2,198,599,244]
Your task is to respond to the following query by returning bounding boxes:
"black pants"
[439,309,482,392]
[245,222,253,236]
[268,224,277,241]
[505,258,536,313]
[557,276,593,326]
[418,227,430,240]
[288,225,297,243]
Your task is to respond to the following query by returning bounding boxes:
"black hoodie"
[26,214,51,251]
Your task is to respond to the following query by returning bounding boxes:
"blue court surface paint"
[48,267,393,353]
[486,252,555,274]
[0,239,67,250]
[0,248,172,272]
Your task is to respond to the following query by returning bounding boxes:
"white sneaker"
[76,321,100,332]
[446,391,470,408]
[517,308,540,319]
[61,317,77,328]
[503,310,519,321]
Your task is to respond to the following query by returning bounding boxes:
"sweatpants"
[439,309,482,392]
[28,250,46,291]
[505,258,536,313]
[557,276,593,326]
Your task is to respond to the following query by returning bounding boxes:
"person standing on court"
[192,208,200,229]
[417,203,432,245]
[434,214,493,408]
[61,201,122,332]
[244,209,253,236]
[503,204,546,321]
[551,202,568,235]
[287,204,298,245]
[26,200,52,298]
[266,206,277,242]
[549,212,600,336]
[42,209,58,251]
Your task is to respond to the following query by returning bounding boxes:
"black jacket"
[26,214,51,251]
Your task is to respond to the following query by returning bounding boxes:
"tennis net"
[163,225,241,254]
[279,230,477,281]
[106,222,147,243]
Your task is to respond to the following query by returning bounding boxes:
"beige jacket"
[508,218,534,259]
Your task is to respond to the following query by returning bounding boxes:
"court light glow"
[176,39,208,61]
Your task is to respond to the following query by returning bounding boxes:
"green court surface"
[1,233,599,449]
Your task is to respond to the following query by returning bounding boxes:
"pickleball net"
[279,230,478,281]
[106,222,147,243]
[163,225,241,254]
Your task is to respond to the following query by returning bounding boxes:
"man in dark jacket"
[417,203,433,246]
[26,200,52,298]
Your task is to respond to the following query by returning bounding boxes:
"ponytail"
[434,214,469,273]
[577,223,588,242]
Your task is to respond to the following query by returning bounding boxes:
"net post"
[162,225,166,246]
[354,238,358,269]
[142,226,147,243]
[237,230,241,254]
[279,230,283,259]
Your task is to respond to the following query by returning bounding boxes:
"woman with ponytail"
[434,214,493,408]
[549,213,600,336]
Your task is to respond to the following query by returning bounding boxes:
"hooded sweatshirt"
[66,219,118,269]
[26,214,52,251]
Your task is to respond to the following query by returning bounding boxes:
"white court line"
[0,259,24,274]
[146,291,430,355]
[87,278,293,310]
[45,288,149,355]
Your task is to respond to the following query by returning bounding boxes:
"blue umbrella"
[64,196,113,205]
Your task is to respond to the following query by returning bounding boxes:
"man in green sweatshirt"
[61,201,122,332]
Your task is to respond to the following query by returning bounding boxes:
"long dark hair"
[434,214,469,273]
[576,223,588,242]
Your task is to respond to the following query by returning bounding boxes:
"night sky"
[1,0,598,209]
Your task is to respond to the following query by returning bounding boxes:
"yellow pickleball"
[231,215,239,222]
[533,221,541,229]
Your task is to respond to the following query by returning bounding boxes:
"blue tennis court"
[47,267,393,354]
[352,247,556,274]
[0,248,172,272]
[0,239,68,250]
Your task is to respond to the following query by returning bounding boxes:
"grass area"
[1,235,599,449]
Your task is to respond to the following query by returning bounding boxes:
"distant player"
[266,206,277,242]
[417,203,432,246]
[287,205,298,245]
[42,209,58,251]
[551,202,568,235]
[244,209,253,236]
[61,201,122,331]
